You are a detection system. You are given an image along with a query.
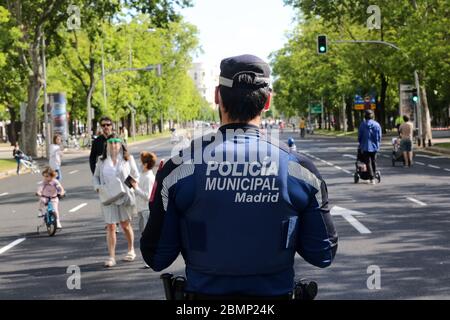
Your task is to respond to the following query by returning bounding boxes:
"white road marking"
[343,154,357,159]
[69,170,79,174]
[406,197,427,206]
[428,164,441,169]
[381,155,390,158]
[0,192,8,197]
[69,203,88,213]
[342,169,352,174]
[445,169,450,172]
[416,155,445,159]
[334,166,343,170]
[324,161,334,166]
[0,238,26,255]
[415,162,425,166]
[331,206,371,234]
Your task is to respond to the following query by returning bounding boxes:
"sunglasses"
[101,123,112,127]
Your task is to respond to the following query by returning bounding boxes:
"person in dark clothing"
[358,110,382,184]
[89,116,113,175]
[141,54,338,299]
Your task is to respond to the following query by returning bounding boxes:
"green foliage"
[275,0,450,126]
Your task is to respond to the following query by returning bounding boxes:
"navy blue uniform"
[140,123,338,296]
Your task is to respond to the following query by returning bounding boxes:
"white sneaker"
[37,212,44,218]
[56,220,62,229]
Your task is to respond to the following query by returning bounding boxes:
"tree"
[1,0,193,156]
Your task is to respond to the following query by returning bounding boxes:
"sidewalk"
[309,128,450,156]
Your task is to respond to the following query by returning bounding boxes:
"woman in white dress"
[93,133,140,267]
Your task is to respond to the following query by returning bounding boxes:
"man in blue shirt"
[140,54,338,299]
[358,110,382,184]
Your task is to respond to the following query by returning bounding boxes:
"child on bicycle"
[36,167,65,229]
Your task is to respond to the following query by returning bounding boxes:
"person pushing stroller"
[357,110,382,185]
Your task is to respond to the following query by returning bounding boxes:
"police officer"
[140,54,338,299]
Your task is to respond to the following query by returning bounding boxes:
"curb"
[424,146,450,156]
[0,167,31,180]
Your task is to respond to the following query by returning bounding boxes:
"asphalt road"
[1,130,449,300]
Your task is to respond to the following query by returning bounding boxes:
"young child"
[36,167,65,229]
[130,151,156,268]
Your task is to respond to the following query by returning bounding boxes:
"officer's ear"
[263,91,272,112]
[214,86,220,105]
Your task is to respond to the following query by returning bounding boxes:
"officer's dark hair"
[403,115,410,122]
[219,76,270,123]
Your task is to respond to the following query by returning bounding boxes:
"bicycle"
[17,155,41,174]
[36,194,64,236]
[67,135,80,150]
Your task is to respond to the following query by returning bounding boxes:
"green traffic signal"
[317,35,327,54]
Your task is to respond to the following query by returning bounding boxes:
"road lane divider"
[69,203,88,213]
[0,238,26,255]
[406,197,427,206]
[69,170,79,175]
[415,162,425,166]
[428,164,441,169]
[0,192,8,197]
[331,206,371,234]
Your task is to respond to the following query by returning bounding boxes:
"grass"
[434,143,450,149]
[314,129,358,137]
[130,131,172,143]
[0,159,17,172]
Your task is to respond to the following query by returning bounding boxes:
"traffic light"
[412,88,419,103]
[317,35,327,54]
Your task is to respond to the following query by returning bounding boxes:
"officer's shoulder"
[265,137,323,179]
[289,151,323,180]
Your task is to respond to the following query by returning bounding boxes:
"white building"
[189,62,219,108]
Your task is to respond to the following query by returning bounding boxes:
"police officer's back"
[140,54,338,299]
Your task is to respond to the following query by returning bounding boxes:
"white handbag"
[99,177,127,205]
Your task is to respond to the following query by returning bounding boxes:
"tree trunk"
[346,97,354,132]
[379,73,388,133]
[334,108,341,131]
[7,105,19,145]
[420,84,433,145]
[22,73,41,157]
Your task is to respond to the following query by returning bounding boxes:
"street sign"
[309,103,323,114]
[354,95,376,110]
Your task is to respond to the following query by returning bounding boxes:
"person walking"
[130,151,156,268]
[299,117,306,138]
[49,134,64,180]
[90,116,114,175]
[93,133,140,267]
[399,115,414,167]
[358,110,382,184]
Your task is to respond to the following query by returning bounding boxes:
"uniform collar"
[218,123,260,133]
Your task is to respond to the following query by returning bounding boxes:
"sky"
[182,0,296,68]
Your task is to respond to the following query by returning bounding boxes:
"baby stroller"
[391,137,405,166]
[354,149,381,184]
